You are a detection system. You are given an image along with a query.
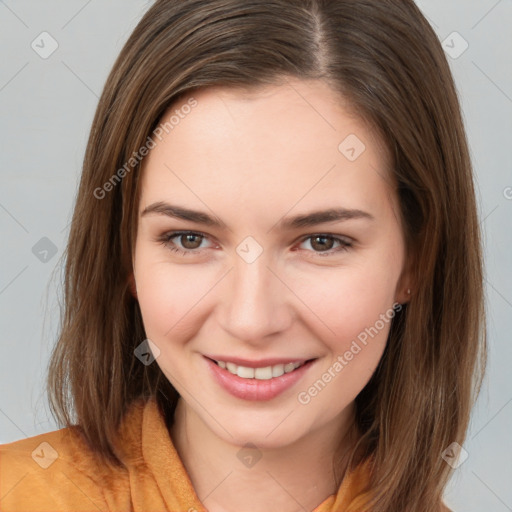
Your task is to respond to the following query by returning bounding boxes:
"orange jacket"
[0,397,372,511]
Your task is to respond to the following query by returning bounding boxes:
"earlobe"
[397,287,412,305]
[395,266,414,304]
[396,252,415,305]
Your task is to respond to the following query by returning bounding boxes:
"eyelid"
[296,232,353,245]
[156,230,217,254]
[294,233,354,256]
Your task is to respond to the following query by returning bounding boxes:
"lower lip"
[205,357,315,401]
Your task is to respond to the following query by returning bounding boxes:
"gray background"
[0,1,511,510]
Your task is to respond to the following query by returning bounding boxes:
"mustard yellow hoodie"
[0,397,372,511]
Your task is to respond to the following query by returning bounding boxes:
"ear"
[395,256,414,305]
[128,273,138,299]
[395,285,412,305]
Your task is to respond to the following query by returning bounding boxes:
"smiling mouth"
[207,357,316,380]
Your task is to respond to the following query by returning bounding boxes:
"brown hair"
[46,1,486,510]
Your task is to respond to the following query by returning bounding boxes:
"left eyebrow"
[140,201,374,230]
[277,207,375,230]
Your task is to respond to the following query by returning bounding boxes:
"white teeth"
[272,364,284,377]
[284,362,296,373]
[254,366,273,380]
[237,366,254,379]
[216,360,305,380]
[226,362,238,374]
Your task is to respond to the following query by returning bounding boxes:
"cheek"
[134,251,216,342]
[294,267,397,414]
[292,247,402,408]
[290,260,399,348]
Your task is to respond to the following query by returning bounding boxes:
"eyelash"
[156,231,353,258]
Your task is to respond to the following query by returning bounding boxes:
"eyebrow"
[140,201,375,230]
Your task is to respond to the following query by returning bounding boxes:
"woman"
[0,1,486,511]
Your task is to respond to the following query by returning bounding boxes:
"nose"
[217,251,293,345]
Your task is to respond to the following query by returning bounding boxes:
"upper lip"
[204,355,315,368]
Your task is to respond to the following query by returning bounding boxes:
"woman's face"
[133,79,410,449]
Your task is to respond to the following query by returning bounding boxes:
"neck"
[170,399,358,512]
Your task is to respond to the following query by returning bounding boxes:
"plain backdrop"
[0,1,511,510]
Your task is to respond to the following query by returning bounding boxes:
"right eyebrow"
[140,202,227,228]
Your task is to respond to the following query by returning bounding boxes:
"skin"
[132,78,412,512]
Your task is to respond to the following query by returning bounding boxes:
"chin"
[203,407,313,450]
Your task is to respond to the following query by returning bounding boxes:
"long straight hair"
[46,1,486,510]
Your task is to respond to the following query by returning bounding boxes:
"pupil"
[183,234,201,249]
[312,236,332,251]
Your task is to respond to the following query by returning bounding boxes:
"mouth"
[207,357,316,380]
[204,355,318,400]
[203,353,319,401]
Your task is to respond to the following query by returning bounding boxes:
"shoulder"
[0,426,115,511]
[441,502,453,512]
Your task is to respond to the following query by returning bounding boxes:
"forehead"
[139,79,396,223]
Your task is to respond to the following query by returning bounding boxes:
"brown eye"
[310,235,336,252]
[179,233,204,249]
[297,234,353,256]
[157,231,212,256]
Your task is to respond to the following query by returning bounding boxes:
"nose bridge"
[220,249,291,342]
